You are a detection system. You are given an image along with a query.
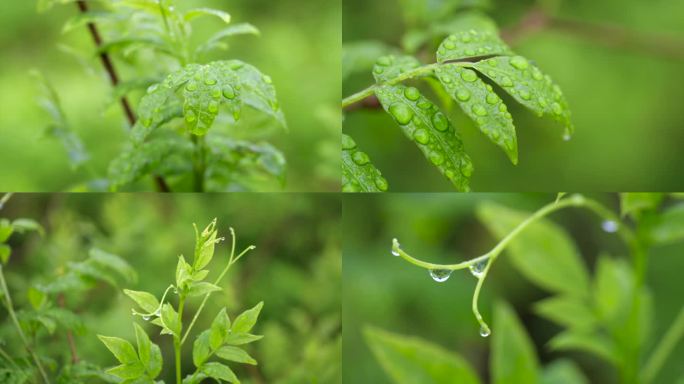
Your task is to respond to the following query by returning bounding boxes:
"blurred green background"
[0,0,340,192]
[1,193,341,383]
[343,0,684,191]
[343,193,684,383]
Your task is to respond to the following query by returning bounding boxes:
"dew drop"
[142,315,150,321]
[479,325,491,337]
[377,56,392,66]
[413,128,430,145]
[509,56,529,70]
[391,239,400,256]
[404,86,420,101]
[375,177,388,191]
[432,112,449,132]
[263,75,273,84]
[208,101,219,113]
[222,85,236,99]
[563,133,572,141]
[204,78,217,85]
[486,93,498,105]
[444,41,456,50]
[342,183,360,192]
[465,49,475,56]
[373,66,384,75]
[185,110,196,123]
[469,259,487,278]
[500,76,513,87]
[472,104,488,117]
[460,69,478,82]
[342,134,357,150]
[389,103,414,125]
[186,82,198,92]
[601,220,619,233]
[429,151,444,166]
[456,89,471,102]
[429,269,452,282]
[352,151,370,165]
[461,34,472,43]
[519,89,531,100]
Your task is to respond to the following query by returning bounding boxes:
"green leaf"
[130,79,185,143]
[435,64,518,164]
[472,56,573,136]
[436,30,512,62]
[343,40,397,80]
[620,193,663,218]
[477,202,590,296]
[210,308,231,350]
[375,84,473,190]
[99,335,140,365]
[88,248,137,285]
[184,8,231,23]
[201,362,238,383]
[124,290,160,314]
[105,363,146,380]
[648,203,684,244]
[541,359,589,384]
[133,324,151,372]
[62,11,121,34]
[196,23,260,55]
[224,333,263,346]
[372,55,421,83]
[491,301,539,384]
[193,330,212,367]
[364,326,480,384]
[215,346,257,365]
[176,255,193,290]
[11,219,45,236]
[229,60,286,129]
[341,134,388,192]
[594,255,633,323]
[534,296,596,330]
[161,303,181,337]
[0,219,13,242]
[402,11,498,53]
[549,331,619,365]
[0,244,10,264]
[182,66,228,135]
[232,301,263,334]
[27,287,47,310]
[194,220,219,270]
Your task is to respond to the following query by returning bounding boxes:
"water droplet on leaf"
[601,220,619,233]
[404,87,420,101]
[509,56,529,70]
[460,69,478,82]
[429,269,452,282]
[469,260,487,278]
[352,151,370,165]
[388,103,414,125]
[413,129,430,145]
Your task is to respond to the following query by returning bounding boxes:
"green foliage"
[38,0,286,192]
[491,301,538,384]
[343,11,573,191]
[342,134,388,192]
[98,220,262,384]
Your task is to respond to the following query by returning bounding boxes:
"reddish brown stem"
[75,1,171,192]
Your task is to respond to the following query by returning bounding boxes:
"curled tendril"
[131,284,175,319]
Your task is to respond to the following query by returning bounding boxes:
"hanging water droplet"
[429,269,452,282]
[601,220,619,233]
[469,260,487,278]
[154,308,161,316]
[479,325,491,337]
[563,133,572,141]
[142,315,150,321]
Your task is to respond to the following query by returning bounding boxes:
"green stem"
[180,243,256,345]
[342,62,458,108]
[0,193,13,209]
[642,306,684,383]
[393,194,635,333]
[192,135,206,192]
[174,294,185,384]
[0,345,20,370]
[0,266,50,383]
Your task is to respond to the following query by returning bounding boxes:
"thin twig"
[74,1,171,192]
[57,294,79,364]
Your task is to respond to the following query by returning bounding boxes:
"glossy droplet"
[342,135,357,150]
[444,40,456,50]
[479,325,491,337]
[142,118,152,127]
[432,113,449,132]
[532,68,543,80]
[263,75,273,84]
[389,103,414,125]
[472,104,488,117]
[465,49,475,56]
[519,89,531,100]
[208,101,219,113]
[456,89,471,101]
[147,84,159,93]
[222,85,236,99]
[429,269,452,282]
[185,110,196,123]
[375,177,388,191]
[461,34,472,43]
[186,82,198,92]
[404,87,420,101]
[413,129,430,145]
[204,78,217,85]
[142,315,150,321]
[460,69,478,82]
[391,238,400,256]
[417,101,431,109]
[429,151,444,165]
[377,56,392,66]
[461,161,474,177]
[352,151,370,165]
[373,66,384,74]
[500,76,513,87]
[486,93,498,105]
[563,133,572,141]
[551,102,563,115]
[469,260,487,278]
[509,56,529,70]
[601,220,619,233]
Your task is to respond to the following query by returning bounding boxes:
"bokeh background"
[0,0,340,192]
[343,193,684,383]
[1,193,341,383]
[343,0,684,191]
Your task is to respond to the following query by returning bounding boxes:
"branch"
[75,1,171,192]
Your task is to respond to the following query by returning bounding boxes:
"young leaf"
[183,8,231,24]
[541,359,589,384]
[342,133,388,192]
[194,222,219,270]
[594,256,633,323]
[491,301,539,384]
[620,193,663,218]
[0,219,13,242]
[228,60,286,129]
[534,296,596,331]
[176,255,194,290]
[231,301,263,334]
[435,64,518,164]
[182,66,226,135]
[161,303,181,337]
[124,290,160,314]
[193,330,212,367]
[375,84,473,191]
[372,55,421,83]
[11,218,45,236]
[364,326,480,384]
[224,333,263,346]
[549,331,619,365]
[477,202,590,296]
[196,23,260,56]
[134,323,162,378]
[210,308,231,350]
[472,56,573,136]
[27,287,47,310]
[201,362,238,383]
[436,30,512,62]
[215,346,257,365]
[648,203,684,245]
[98,335,140,365]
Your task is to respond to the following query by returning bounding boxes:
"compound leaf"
[472,56,573,136]
[341,134,388,192]
[436,30,512,63]
[364,326,480,384]
[491,301,539,384]
[372,55,421,83]
[376,84,473,190]
[435,64,517,164]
